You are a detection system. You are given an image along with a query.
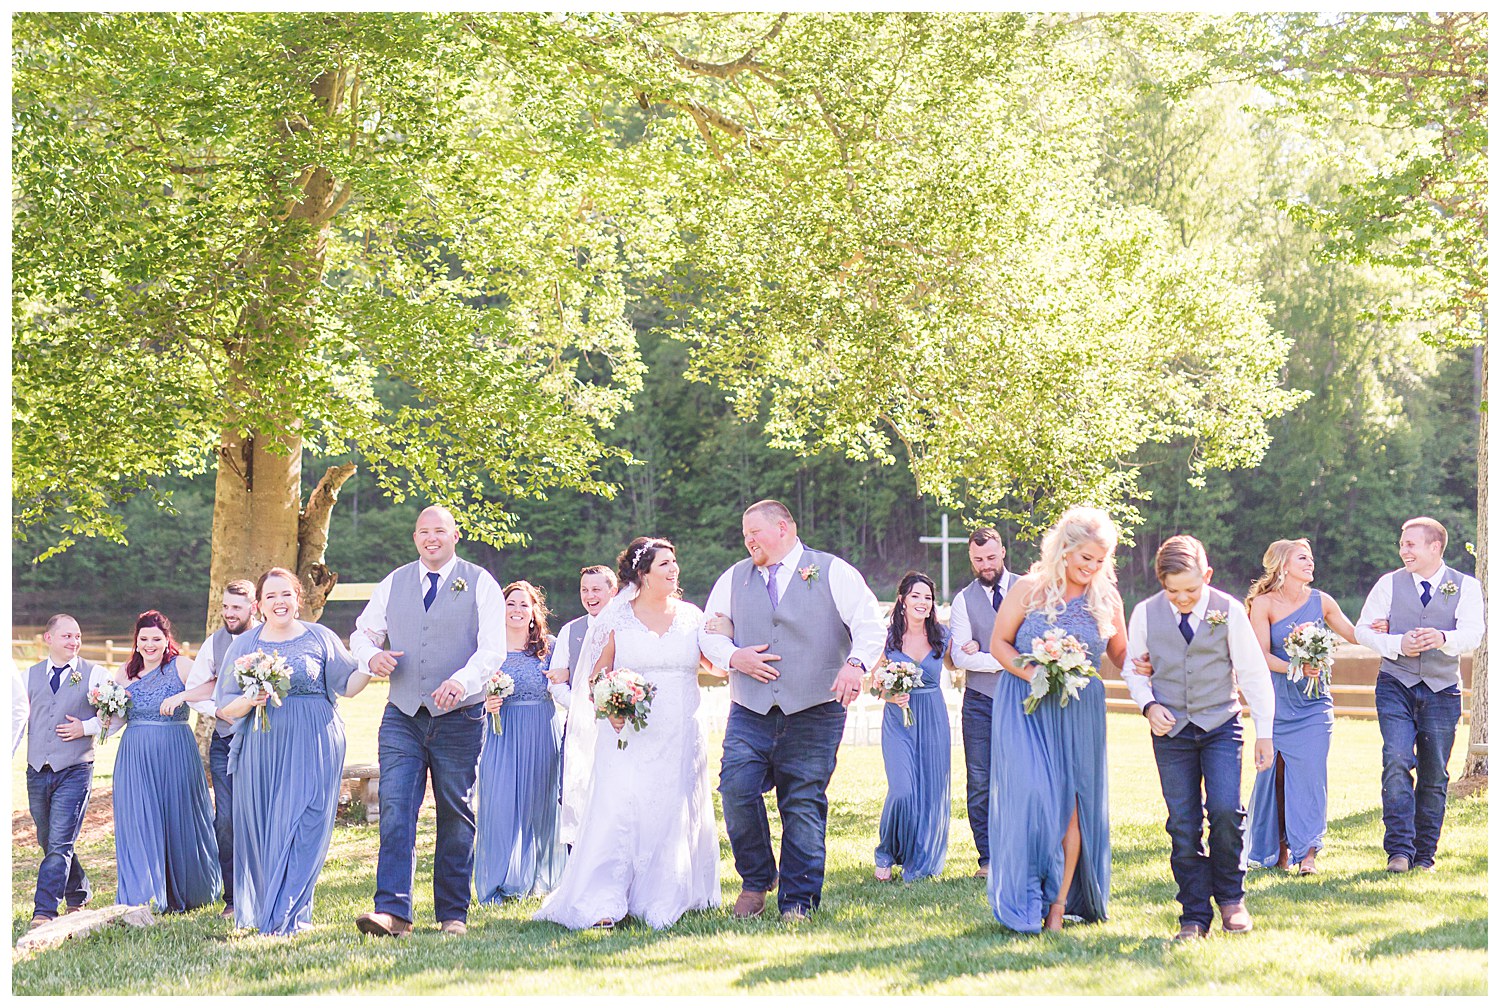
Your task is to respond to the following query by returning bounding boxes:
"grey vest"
[209,627,238,738]
[727,548,851,715]
[385,558,487,716]
[1382,569,1463,692]
[27,658,99,771]
[1143,587,1242,736]
[563,617,589,685]
[956,573,1013,699]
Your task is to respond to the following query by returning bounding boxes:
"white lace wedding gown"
[534,600,721,929]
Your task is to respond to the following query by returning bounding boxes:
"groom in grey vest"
[700,499,884,921]
[197,579,258,918]
[1356,517,1485,873]
[351,506,506,937]
[945,527,1017,878]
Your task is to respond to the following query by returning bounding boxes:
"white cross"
[918,513,968,603]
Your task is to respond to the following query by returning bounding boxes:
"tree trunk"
[298,463,358,622]
[1462,339,1487,779]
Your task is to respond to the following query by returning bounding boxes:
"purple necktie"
[766,562,783,610]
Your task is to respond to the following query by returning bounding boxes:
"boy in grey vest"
[351,506,506,937]
[22,614,111,929]
[1122,537,1275,941]
[945,527,1018,878]
[699,499,885,921]
[1355,517,1485,873]
[196,579,258,918]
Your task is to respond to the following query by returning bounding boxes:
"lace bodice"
[1015,595,1109,668]
[501,648,553,702]
[610,601,705,682]
[258,629,328,697]
[125,659,190,723]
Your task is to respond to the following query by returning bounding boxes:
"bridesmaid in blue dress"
[873,572,952,882]
[112,610,221,912]
[986,508,1128,933]
[1244,539,1358,875]
[475,580,566,902]
[217,568,371,935]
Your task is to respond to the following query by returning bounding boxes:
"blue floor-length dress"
[114,659,221,912]
[1246,590,1333,866]
[475,647,566,902]
[874,636,951,880]
[222,623,357,935]
[987,596,1110,932]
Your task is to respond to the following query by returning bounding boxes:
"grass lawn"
[10,681,1487,994]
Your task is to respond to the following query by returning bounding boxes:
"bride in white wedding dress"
[535,536,721,930]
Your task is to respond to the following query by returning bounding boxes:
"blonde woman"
[1243,539,1357,875]
[987,508,1128,933]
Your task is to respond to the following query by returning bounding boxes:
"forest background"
[12,12,1482,641]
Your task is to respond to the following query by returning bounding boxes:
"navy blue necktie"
[1419,580,1432,607]
[991,586,1003,611]
[423,571,441,611]
[50,666,67,693]
[1178,611,1195,644]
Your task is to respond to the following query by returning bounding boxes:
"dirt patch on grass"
[1450,773,1487,801]
[12,787,117,849]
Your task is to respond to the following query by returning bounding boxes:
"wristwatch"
[845,658,865,671]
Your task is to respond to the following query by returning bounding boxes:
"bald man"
[350,506,505,938]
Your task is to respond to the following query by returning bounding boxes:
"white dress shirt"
[13,668,30,756]
[1122,592,1276,738]
[28,656,116,737]
[187,630,246,721]
[547,613,595,709]
[349,554,507,695]
[1354,565,1486,659]
[946,572,1016,675]
[698,539,886,672]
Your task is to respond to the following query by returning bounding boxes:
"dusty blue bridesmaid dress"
[874,635,951,880]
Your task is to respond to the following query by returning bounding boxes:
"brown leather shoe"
[973,865,990,879]
[732,890,769,919]
[1173,922,1208,942]
[29,914,53,930]
[220,906,235,919]
[1386,855,1411,873]
[355,911,413,937]
[1220,901,1253,933]
[438,919,467,937]
[64,902,87,914]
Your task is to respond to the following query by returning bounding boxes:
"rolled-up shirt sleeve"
[829,557,885,669]
[697,568,739,672]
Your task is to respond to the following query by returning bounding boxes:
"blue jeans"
[208,731,234,908]
[719,700,846,915]
[26,762,94,917]
[1376,674,1462,866]
[375,702,486,923]
[1151,718,1246,929]
[960,688,992,868]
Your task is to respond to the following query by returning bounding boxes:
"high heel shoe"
[1298,852,1318,875]
[1044,902,1065,932]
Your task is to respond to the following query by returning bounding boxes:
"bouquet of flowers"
[592,667,657,749]
[1283,621,1339,699]
[871,660,923,727]
[1020,628,1099,715]
[232,650,294,731]
[485,670,515,735]
[88,680,131,743]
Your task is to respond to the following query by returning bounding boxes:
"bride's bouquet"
[592,667,657,749]
[485,670,515,735]
[87,680,131,743]
[232,650,294,731]
[1283,621,1338,699]
[871,660,923,727]
[1020,627,1099,715]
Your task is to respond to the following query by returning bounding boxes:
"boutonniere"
[68,667,82,685]
[1439,581,1458,597]
[450,577,469,593]
[1205,610,1228,628]
[798,564,819,582]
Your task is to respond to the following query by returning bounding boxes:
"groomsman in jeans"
[196,579,258,918]
[1356,517,1485,873]
[699,499,885,922]
[22,614,111,929]
[351,505,505,937]
[946,527,1018,879]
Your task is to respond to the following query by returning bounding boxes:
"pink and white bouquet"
[485,670,515,735]
[1284,621,1338,699]
[88,680,131,743]
[872,660,923,727]
[592,667,657,749]
[232,650,293,731]
[1020,628,1099,715]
